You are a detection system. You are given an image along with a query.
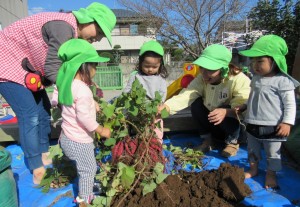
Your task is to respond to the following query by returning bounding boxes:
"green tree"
[248,0,300,74]
[99,52,114,63]
[118,0,252,59]
[112,44,125,64]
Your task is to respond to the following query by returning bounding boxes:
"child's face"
[251,57,275,77]
[78,23,105,43]
[201,68,222,85]
[141,56,161,75]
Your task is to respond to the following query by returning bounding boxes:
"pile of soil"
[111,163,252,207]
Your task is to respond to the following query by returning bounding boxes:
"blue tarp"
[6,133,300,207]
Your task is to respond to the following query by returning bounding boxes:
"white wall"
[93,35,156,50]
[0,0,28,29]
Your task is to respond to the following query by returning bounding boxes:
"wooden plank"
[0,124,19,142]
[0,108,198,142]
[163,107,198,132]
[0,123,62,142]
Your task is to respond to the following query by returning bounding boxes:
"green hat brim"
[239,49,288,74]
[239,49,267,58]
[193,56,223,70]
[94,18,112,47]
[72,9,94,24]
[72,5,115,47]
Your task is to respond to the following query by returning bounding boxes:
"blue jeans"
[0,82,51,170]
[191,97,240,144]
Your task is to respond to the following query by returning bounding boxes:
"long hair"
[135,51,169,78]
[76,63,97,85]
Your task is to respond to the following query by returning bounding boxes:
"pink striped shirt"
[0,12,77,86]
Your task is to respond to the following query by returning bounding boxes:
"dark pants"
[191,97,240,144]
[0,82,51,170]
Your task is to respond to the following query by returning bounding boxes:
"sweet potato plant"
[41,80,204,207]
[91,79,170,207]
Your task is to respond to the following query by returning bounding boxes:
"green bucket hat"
[139,40,164,56]
[56,39,109,106]
[72,2,116,46]
[239,35,288,74]
[193,44,232,78]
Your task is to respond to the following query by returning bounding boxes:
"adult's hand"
[208,108,227,125]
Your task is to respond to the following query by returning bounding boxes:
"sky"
[28,0,124,15]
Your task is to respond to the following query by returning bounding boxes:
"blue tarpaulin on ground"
[6,133,300,207]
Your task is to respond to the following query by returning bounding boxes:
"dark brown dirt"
[110,163,252,207]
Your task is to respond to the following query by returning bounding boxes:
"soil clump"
[110,163,252,207]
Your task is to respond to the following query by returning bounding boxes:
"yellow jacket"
[165,72,251,115]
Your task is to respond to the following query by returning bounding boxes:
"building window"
[130,25,138,35]
[120,24,130,35]
[112,25,120,36]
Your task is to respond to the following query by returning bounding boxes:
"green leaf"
[161,108,169,118]
[118,130,129,138]
[102,196,112,206]
[125,100,131,108]
[114,119,121,126]
[106,188,116,197]
[136,97,143,104]
[104,138,116,146]
[104,119,115,130]
[48,144,63,159]
[156,173,168,184]
[95,132,101,140]
[152,106,158,113]
[121,166,135,189]
[111,177,120,188]
[154,91,162,102]
[129,105,138,116]
[154,162,165,174]
[103,104,115,118]
[146,106,152,114]
[117,162,127,171]
[142,181,157,196]
[102,177,108,187]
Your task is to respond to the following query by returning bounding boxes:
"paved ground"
[103,89,123,101]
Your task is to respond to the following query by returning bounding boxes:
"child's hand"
[157,104,170,114]
[95,126,111,138]
[208,108,227,125]
[276,123,291,137]
[234,104,247,113]
[99,127,111,138]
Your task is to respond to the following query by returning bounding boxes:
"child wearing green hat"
[55,39,111,204]
[123,40,168,142]
[159,44,251,157]
[238,34,300,189]
[0,2,116,184]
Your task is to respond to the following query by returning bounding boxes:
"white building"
[0,0,28,30]
[93,9,160,64]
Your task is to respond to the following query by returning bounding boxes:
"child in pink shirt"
[55,39,111,204]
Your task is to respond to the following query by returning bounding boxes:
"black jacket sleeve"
[42,20,75,84]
